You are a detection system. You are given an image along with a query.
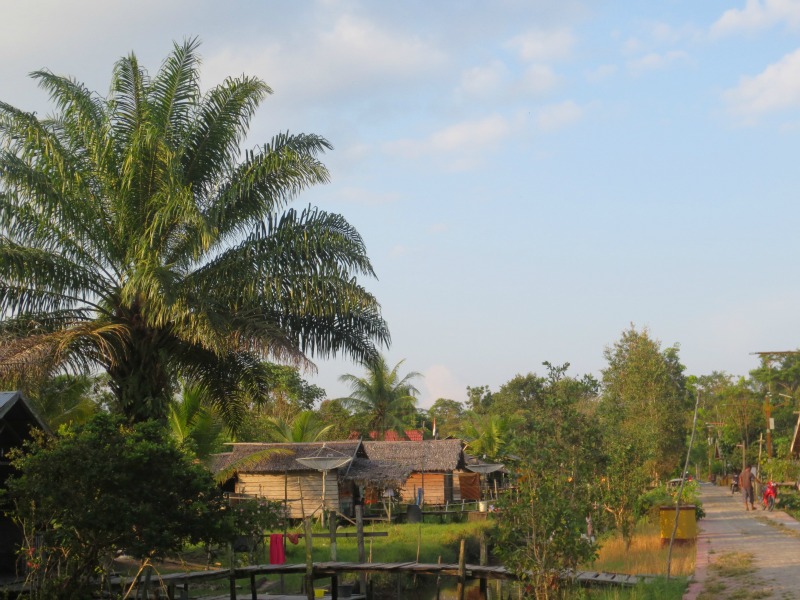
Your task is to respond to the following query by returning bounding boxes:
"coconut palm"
[461,414,511,461]
[168,384,225,458]
[0,39,388,426]
[339,356,420,440]
[264,410,333,443]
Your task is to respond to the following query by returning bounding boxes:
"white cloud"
[422,364,465,408]
[536,100,583,131]
[723,48,800,118]
[519,64,561,96]
[711,0,800,36]
[384,115,513,165]
[204,14,446,102]
[627,50,689,74]
[507,28,575,62]
[587,64,618,83]
[458,60,510,98]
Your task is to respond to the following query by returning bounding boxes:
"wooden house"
[362,439,467,505]
[210,441,411,518]
[0,391,50,577]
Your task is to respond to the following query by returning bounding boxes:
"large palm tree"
[0,39,388,426]
[339,356,420,440]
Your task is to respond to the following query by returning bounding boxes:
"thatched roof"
[362,439,465,472]
[341,457,414,488]
[209,441,364,475]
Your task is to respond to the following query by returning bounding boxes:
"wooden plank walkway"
[108,562,656,587]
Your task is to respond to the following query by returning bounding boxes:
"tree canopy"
[0,38,388,426]
[339,356,419,440]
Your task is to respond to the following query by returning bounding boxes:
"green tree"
[26,373,108,429]
[0,39,388,427]
[428,398,465,438]
[168,383,226,458]
[339,356,420,440]
[316,398,354,440]
[7,414,231,599]
[461,414,512,461]
[598,326,688,548]
[262,410,333,442]
[600,326,688,482]
[493,363,601,599]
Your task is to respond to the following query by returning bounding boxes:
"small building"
[0,391,50,577]
[362,439,466,505]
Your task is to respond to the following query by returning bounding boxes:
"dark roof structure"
[362,439,465,472]
[210,441,364,475]
[1,391,50,463]
[341,458,414,488]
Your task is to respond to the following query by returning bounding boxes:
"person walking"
[740,463,760,511]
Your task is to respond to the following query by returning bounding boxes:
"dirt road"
[684,482,800,600]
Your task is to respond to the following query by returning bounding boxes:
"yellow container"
[659,505,697,541]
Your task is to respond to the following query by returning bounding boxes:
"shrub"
[7,414,233,599]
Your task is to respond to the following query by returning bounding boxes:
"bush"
[7,414,234,599]
[636,481,704,523]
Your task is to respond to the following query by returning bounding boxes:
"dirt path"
[684,482,800,600]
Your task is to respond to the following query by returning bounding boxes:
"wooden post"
[250,573,257,600]
[304,516,314,600]
[456,539,466,600]
[329,510,338,561]
[479,533,488,600]
[435,555,442,600]
[356,505,367,594]
[228,543,237,600]
[331,574,339,600]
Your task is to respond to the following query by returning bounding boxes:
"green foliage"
[428,398,465,438]
[316,399,355,440]
[600,326,688,481]
[169,383,226,458]
[492,363,602,599]
[339,356,420,439]
[25,373,109,428]
[636,481,704,523]
[262,410,333,443]
[598,326,689,548]
[0,38,387,427]
[6,414,232,598]
[229,499,282,539]
[461,413,513,461]
[761,457,800,483]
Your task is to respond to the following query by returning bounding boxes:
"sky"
[2,0,800,408]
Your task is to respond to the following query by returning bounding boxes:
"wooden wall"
[236,472,340,518]
[400,472,454,505]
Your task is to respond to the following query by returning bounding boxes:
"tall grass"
[588,522,695,577]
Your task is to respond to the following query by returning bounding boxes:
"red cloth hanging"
[269,533,285,564]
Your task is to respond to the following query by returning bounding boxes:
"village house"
[362,439,473,505]
[210,440,411,518]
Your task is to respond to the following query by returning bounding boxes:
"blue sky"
[3,1,800,407]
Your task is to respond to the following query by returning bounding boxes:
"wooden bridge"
[98,561,661,600]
